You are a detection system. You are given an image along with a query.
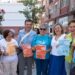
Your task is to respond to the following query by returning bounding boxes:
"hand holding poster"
[35,45,46,59]
[6,44,16,56]
[21,44,33,57]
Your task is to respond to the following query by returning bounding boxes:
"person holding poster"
[48,24,66,75]
[17,19,36,75]
[32,24,52,75]
[0,30,18,75]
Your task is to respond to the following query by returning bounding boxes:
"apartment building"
[46,0,75,26]
[38,0,75,33]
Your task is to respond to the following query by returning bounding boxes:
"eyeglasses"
[40,28,46,31]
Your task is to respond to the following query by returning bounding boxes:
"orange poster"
[6,43,16,56]
[21,44,33,57]
[35,45,46,59]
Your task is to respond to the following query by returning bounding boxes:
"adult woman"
[0,30,18,75]
[32,24,52,75]
[48,24,66,75]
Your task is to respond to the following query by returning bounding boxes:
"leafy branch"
[19,0,44,23]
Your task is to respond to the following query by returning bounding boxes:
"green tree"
[19,0,44,24]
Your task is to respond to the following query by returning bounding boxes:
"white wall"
[0,3,26,26]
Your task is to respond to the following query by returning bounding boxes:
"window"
[49,0,53,4]
[61,0,69,8]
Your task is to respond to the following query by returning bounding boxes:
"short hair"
[25,19,33,24]
[3,30,10,39]
[68,19,75,26]
[53,23,64,35]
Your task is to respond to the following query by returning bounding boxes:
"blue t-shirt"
[32,34,52,59]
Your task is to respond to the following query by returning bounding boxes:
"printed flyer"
[35,45,46,59]
[21,44,33,57]
[7,43,16,56]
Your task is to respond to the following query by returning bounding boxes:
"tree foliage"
[19,0,44,23]
[19,0,36,6]
[0,9,5,25]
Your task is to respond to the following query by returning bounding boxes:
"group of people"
[0,19,75,75]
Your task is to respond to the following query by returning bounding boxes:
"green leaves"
[19,0,37,6]
[19,0,44,24]
[0,9,5,25]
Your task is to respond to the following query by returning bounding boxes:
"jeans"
[35,59,49,75]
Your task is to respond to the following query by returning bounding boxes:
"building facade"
[47,0,75,26]
[41,0,75,33]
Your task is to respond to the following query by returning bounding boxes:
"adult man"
[17,19,36,75]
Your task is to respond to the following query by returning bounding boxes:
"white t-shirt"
[51,34,66,56]
[0,39,18,62]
